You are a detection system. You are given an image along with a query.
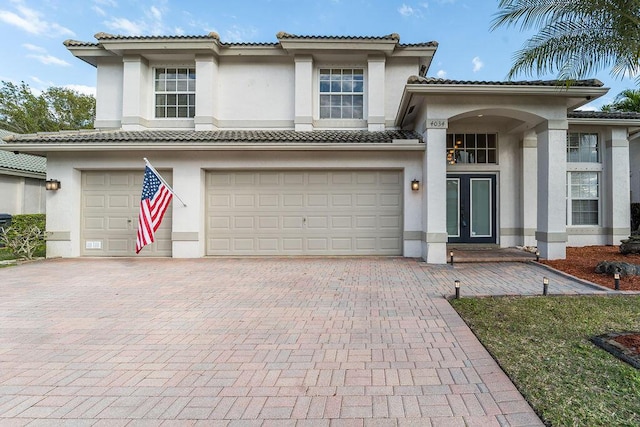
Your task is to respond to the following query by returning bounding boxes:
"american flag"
[136,166,173,253]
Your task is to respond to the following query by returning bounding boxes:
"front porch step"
[447,246,537,263]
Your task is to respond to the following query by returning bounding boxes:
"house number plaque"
[427,119,448,129]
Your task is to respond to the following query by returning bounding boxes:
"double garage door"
[81,170,403,257]
[206,170,403,256]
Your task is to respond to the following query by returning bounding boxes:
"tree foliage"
[601,89,640,112]
[0,81,95,133]
[492,0,640,82]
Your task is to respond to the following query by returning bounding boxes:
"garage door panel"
[332,194,352,206]
[380,171,402,185]
[381,194,401,207]
[234,195,255,207]
[380,237,402,250]
[82,170,172,257]
[107,217,130,231]
[284,173,305,185]
[356,172,377,185]
[307,216,328,229]
[210,195,230,208]
[206,170,402,256]
[84,195,106,208]
[332,217,352,228]
[259,194,279,207]
[258,238,278,251]
[356,194,376,207]
[283,194,304,207]
[84,217,105,230]
[283,216,304,229]
[331,238,352,250]
[380,215,401,228]
[258,216,279,229]
[308,173,329,185]
[234,216,254,230]
[331,172,353,185]
[283,238,303,250]
[108,195,131,208]
[308,194,328,207]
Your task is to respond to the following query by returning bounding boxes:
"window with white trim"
[154,68,196,118]
[566,132,601,226]
[319,68,364,119]
[446,133,498,164]
[567,172,600,225]
[567,132,599,163]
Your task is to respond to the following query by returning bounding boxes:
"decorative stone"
[595,261,640,277]
[620,235,640,254]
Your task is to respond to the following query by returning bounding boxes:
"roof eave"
[0,142,425,155]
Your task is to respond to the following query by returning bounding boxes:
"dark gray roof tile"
[3,130,423,144]
[569,111,640,120]
[408,76,604,87]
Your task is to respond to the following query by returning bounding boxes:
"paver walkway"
[0,258,610,425]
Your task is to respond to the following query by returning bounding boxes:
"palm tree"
[492,0,640,82]
[600,89,640,112]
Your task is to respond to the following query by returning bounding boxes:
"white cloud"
[93,5,106,16]
[149,5,162,21]
[105,17,144,35]
[95,0,117,6]
[105,3,169,35]
[224,24,258,43]
[22,43,46,53]
[472,56,484,72]
[436,70,447,78]
[0,1,74,37]
[27,54,71,67]
[398,4,417,17]
[64,84,97,97]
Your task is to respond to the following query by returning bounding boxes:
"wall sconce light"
[45,179,61,191]
[411,179,420,191]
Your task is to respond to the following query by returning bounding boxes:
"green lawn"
[451,296,640,427]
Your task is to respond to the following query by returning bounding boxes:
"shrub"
[0,214,46,259]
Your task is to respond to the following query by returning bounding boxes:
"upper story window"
[446,133,497,164]
[154,68,196,118]
[567,132,599,162]
[319,68,364,119]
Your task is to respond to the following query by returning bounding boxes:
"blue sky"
[0,0,634,110]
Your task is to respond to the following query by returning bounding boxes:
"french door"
[446,174,496,244]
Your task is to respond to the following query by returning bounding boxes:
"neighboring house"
[1,31,639,262]
[0,129,46,215]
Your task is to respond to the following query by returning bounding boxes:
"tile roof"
[3,130,423,144]
[65,32,437,49]
[0,131,46,175]
[408,76,604,87]
[276,32,401,41]
[568,111,640,120]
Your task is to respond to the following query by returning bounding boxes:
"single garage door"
[206,170,403,255]
[81,170,172,256]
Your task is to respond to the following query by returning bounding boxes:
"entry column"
[605,127,631,244]
[522,130,537,247]
[422,119,448,264]
[536,120,567,259]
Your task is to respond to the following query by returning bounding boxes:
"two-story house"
[2,31,639,263]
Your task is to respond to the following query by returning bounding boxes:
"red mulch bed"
[541,245,640,291]
[543,246,640,364]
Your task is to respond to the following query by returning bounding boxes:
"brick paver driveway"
[0,257,596,426]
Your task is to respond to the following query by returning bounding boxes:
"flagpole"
[143,158,187,207]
